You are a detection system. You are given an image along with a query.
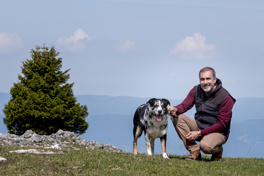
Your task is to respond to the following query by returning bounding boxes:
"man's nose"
[201,80,208,85]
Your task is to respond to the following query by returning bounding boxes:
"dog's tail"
[133,108,144,138]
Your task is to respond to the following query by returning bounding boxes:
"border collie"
[133,98,170,159]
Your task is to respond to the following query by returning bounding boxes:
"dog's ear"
[147,98,157,106]
[162,98,170,106]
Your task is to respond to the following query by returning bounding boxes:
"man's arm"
[168,86,196,117]
[175,86,196,114]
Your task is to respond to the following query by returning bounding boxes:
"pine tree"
[3,45,88,135]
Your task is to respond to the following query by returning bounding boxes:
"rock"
[0,157,7,163]
[31,134,42,143]
[9,149,55,154]
[46,143,61,149]
[21,130,35,138]
[0,130,124,153]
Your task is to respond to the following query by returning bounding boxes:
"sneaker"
[185,150,201,160]
[211,146,223,161]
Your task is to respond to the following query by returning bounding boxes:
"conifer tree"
[3,45,88,135]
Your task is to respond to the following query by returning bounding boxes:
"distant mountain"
[2,93,264,122]
[76,95,264,123]
[231,97,264,122]
[224,119,264,158]
[0,93,264,158]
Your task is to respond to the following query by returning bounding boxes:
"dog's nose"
[158,110,162,114]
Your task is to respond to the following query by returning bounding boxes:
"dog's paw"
[162,153,169,159]
[147,152,153,156]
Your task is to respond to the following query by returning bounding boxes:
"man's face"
[199,70,216,94]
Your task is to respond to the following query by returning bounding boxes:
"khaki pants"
[171,114,226,154]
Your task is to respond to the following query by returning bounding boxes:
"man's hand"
[186,131,201,142]
[167,106,178,117]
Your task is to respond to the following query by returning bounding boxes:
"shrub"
[3,45,88,135]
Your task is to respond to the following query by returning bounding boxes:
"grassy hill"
[1,146,264,175]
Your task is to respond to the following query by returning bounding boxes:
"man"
[168,67,235,161]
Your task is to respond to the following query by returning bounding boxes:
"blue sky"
[1,0,264,99]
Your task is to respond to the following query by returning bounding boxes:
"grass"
[1,146,264,176]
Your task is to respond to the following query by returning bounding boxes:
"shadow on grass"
[168,155,212,162]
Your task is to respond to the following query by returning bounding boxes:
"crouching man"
[168,67,235,161]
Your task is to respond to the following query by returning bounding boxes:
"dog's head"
[147,98,170,122]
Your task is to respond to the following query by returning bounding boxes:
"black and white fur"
[133,98,170,159]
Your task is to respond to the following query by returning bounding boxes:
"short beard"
[201,84,214,93]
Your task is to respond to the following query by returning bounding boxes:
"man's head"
[199,67,217,95]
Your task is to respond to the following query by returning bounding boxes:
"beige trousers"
[171,114,226,154]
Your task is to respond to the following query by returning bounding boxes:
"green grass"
[1,146,264,176]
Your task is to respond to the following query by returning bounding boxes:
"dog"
[133,98,170,159]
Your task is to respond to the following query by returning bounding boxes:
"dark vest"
[193,79,235,137]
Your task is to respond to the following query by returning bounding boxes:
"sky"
[1,0,264,100]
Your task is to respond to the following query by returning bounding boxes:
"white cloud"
[118,40,137,52]
[0,32,22,53]
[170,32,216,59]
[57,28,91,52]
